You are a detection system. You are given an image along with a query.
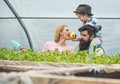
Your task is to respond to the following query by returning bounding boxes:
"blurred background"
[0,0,120,55]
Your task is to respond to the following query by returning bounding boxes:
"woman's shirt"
[42,41,74,52]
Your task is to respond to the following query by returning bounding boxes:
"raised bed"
[0,60,120,84]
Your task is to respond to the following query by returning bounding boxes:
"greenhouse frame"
[0,0,120,55]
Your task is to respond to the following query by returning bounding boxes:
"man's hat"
[74,4,93,16]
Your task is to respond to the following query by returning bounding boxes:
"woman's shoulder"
[43,41,57,51]
[45,41,56,46]
[45,41,55,44]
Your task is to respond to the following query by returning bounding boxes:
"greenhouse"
[0,0,120,84]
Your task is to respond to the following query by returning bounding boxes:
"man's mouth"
[80,39,85,43]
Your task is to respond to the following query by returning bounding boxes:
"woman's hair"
[54,24,66,42]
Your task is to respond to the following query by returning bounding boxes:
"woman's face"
[60,26,70,40]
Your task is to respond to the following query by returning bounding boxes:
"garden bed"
[0,60,120,84]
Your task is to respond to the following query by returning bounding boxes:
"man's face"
[79,30,92,50]
[80,30,90,43]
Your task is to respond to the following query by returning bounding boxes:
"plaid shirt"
[83,16,102,38]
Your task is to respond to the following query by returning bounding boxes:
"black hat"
[74,4,93,16]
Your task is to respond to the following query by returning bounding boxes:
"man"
[77,25,104,55]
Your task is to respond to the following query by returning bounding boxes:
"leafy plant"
[0,48,120,64]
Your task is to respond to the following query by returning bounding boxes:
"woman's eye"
[66,29,69,31]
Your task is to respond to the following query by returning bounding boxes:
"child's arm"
[86,23,101,32]
[94,25,102,32]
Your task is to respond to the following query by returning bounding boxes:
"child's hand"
[86,23,94,27]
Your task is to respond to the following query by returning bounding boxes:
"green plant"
[0,48,120,64]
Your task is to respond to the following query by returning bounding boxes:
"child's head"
[74,4,93,22]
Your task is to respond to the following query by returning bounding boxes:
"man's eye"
[81,34,87,36]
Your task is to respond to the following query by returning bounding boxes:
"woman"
[43,24,74,52]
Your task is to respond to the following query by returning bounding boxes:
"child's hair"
[74,4,93,16]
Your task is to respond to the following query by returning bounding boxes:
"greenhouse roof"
[0,0,120,55]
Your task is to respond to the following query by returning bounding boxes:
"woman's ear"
[59,31,63,36]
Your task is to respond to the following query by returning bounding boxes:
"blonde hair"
[54,24,66,42]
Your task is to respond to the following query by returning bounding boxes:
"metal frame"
[3,0,33,51]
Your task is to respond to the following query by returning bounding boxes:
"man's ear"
[90,34,95,40]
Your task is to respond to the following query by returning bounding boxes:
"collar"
[87,16,92,22]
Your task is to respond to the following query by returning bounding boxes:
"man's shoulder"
[92,37,101,41]
[91,37,102,45]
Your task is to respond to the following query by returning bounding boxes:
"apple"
[69,32,77,39]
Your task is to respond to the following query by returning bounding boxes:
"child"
[74,4,103,53]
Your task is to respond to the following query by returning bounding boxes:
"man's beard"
[79,39,91,51]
